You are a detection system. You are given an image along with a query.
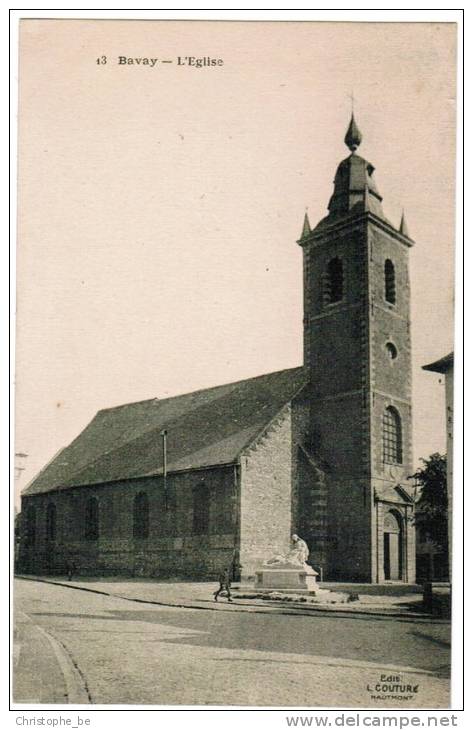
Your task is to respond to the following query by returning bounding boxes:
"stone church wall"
[239,405,294,578]
[19,465,238,579]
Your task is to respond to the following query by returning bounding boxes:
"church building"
[19,115,416,583]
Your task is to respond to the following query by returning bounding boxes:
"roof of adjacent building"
[422,352,454,374]
[23,367,307,497]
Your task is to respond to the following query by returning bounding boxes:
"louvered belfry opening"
[384,259,396,304]
[325,257,344,304]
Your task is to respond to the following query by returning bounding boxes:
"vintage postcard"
[13,17,458,711]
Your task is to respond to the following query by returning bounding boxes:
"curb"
[16,576,448,623]
[15,610,91,704]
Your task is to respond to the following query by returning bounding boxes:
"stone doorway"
[383,510,402,580]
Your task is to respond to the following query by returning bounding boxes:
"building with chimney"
[19,116,416,583]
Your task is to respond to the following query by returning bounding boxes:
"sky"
[14,19,456,507]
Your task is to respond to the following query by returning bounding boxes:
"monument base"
[254,564,319,593]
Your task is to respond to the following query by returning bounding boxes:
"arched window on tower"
[133,492,150,539]
[382,406,403,464]
[384,259,396,304]
[46,502,57,541]
[193,483,210,535]
[325,257,344,304]
[84,497,99,540]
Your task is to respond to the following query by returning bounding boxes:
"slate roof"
[23,367,307,497]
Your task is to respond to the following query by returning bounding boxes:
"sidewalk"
[16,575,446,622]
[13,607,90,703]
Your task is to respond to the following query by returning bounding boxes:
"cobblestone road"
[13,579,450,708]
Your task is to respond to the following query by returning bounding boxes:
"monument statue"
[264,534,310,568]
[255,533,318,593]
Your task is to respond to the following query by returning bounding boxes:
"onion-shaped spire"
[344,114,363,152]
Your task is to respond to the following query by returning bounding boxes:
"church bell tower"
[298,115,416,582]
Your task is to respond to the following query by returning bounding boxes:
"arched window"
[386,342,398,360]
[193,483,210,535]
[384,259,396,304]
[133,492,149,539]
[25,505,36,547]
[325,257,344,304]
[46,502,57,541]
[84,497,99,540]
[382,406,403,464]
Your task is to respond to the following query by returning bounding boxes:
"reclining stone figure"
[263,534,310,568]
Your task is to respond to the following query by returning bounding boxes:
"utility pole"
[14,452,28,482]
[160,430,168,509]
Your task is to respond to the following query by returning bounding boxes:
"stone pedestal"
[254,563,319,593]
[423,581,451,617]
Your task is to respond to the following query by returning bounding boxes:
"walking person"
[213,566,233,602]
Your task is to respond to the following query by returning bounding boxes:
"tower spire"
[300,210,311,238]
[399,209,410,237]
[344,113,362,152]
[324,115,383,221]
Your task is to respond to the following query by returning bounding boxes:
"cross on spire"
[348,90,355,115]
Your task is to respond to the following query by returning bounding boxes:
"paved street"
[13,579,450,708]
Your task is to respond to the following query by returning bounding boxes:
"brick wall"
[301,215,415,583]
[19,465,238,578]
[369,226,413,481]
